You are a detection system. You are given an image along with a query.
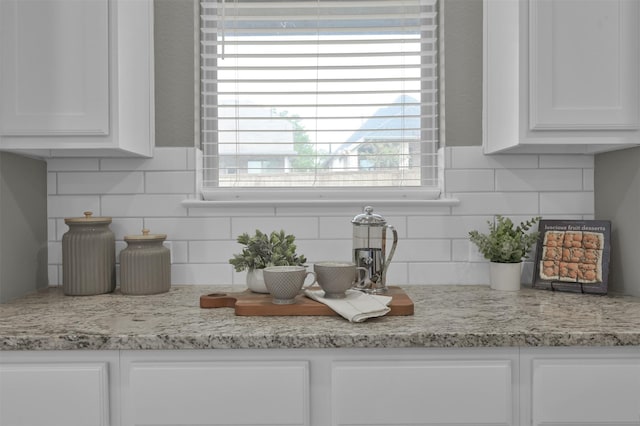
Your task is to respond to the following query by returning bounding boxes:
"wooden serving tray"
[200,286,414,316]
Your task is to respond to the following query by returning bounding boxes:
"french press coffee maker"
[351,206,398,294]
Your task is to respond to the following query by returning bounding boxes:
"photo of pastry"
[539,260,559,280]
[543,231,565,247]
[533,220,610,294]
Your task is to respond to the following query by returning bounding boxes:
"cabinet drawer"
[124,360,309,426]
[332,360,513,425]
[0,362,110,426]
[532,358,640,425]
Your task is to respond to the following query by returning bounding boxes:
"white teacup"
[263,266,317,305]
[314,261,368,299]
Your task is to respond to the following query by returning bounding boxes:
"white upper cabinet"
[0,0,154,157]
[483,0,640,154]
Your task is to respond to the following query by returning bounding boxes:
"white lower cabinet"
[120,356,310,426]
[0,351,119,426]
[120,348,518,426]
[2,347,640,426]
[332,359,514,425]
[521,347,640,426]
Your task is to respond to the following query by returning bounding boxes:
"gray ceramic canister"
[62,211,116,296]
[120,229,171,295]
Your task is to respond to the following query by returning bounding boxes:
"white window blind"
[200,0,439,196]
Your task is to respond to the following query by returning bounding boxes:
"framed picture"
[532,220,611,295]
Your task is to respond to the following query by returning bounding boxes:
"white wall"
[595,147,640,296]
[46,146,595,288]
[0,153,48,302]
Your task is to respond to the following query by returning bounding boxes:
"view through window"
[200,0,439,194]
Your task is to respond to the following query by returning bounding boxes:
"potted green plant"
[469,215,540,291]
[229,229,307,293]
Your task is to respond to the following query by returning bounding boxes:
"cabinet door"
[332,360,514,426]
[0,362,110,426]
[527,356,640,425]
[0,0,109,136]
[530,0,639,130]
[122,360,310,426]
[483,0,640,153]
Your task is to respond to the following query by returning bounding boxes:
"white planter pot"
[489,262,522,291]
[246,269,269,293]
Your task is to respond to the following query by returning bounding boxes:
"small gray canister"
[120,229,171,295]
[62,211,116,296]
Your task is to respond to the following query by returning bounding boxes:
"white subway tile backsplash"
[171,263,233,285]
[101,194,188,217]
[380,216,407,238]
[444,169,495,192]
[115,241,127,263]
[166,240,188,264]
[145,171,196,194]
[276,205,364,217]
[452,239,486,262]
[409,262,490,285]
[48,242,61,264]
[451,192,539,215]
[539,154,594,169]
[442,147,452,169]
[189,240,243,263]
[231,269,248,286]
[540,192,595,215]
[450,147,538,169]
[495,168,583,191]
[145,217,231,240]
[55,219,66,240]
[46,146,596,286]
[521,261,535,285]
[186,148,197,170]
[48,195,100,219]
[47,158,99,172]
[48,219,57,242]
[47,173,57,195]
[57,172,144,194]
[385,262,408,285]
[100,148,188,171]
[296,239,352,262]
[394,239,450,262]
[231,217,319,239]
[48,265,59,286]
[110,218,145,240]
[539,214,584,221]
[583,169,594,191]
[319,216,354,239]
[408,215,493,239]
[187,205,276,217]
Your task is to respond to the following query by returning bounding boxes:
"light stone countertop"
[1,285,640,351]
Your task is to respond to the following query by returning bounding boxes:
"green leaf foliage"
[468,215,541,263]
[229,229,307,272]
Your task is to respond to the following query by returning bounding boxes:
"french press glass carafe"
[351,206,398,294]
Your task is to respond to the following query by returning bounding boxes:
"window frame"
[195,0,446,205]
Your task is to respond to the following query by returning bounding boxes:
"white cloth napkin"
[304,289,392,322]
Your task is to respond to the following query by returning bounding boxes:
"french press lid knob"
[351,206,387,226]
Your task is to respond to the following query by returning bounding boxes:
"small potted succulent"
[469,215,540,291]
[229,229,307,293]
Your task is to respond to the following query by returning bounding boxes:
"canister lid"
[351,206,387,226]
[124,228,167,242]
[64,211,112,225]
